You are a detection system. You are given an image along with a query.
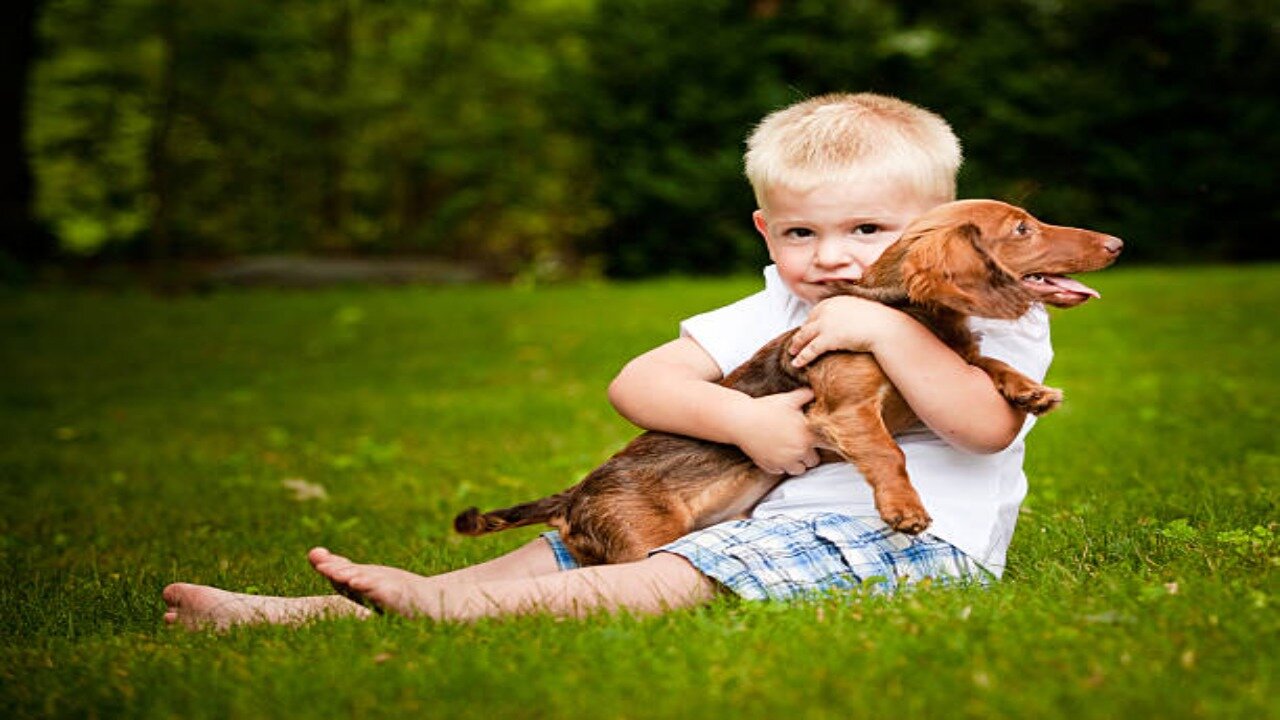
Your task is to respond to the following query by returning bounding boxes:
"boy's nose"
[814,237,853,268]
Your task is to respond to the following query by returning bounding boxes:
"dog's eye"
[1015,221,1030,236]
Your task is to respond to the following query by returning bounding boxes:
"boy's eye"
[853,224,880,235]
[785,228,815,239]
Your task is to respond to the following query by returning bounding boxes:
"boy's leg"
[408,535,563,584]
[164,537,563,630]
[310,547,718,622]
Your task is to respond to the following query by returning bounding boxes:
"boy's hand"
[727,388,820,476]
[788,296,902,368]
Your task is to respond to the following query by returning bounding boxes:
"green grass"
[2,267,1277,718]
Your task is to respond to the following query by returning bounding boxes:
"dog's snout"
[1102,235,1124,255]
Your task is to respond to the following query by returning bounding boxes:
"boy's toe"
[163,583,189,606]
[307,547,333,566]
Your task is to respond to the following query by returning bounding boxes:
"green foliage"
[578,0,1280,271]
[897,0,1280,263]
[1,267,1278,717]
[30,0,605,275]
[26,0,1280,273]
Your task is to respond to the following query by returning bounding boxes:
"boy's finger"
[786,388,815,406]
[788,325,815,355]
[791,342,822,368]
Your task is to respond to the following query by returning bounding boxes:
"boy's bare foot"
[162,582,371,630]
[308,547,436,618]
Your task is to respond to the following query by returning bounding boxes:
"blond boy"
[164,93,1050,627]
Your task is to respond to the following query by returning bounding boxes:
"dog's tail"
[453,492,572,536]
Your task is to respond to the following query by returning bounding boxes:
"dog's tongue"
[1025,273,1101,300]
[1043,275,1101,299]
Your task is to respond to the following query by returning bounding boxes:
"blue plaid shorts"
[542,513,990,601]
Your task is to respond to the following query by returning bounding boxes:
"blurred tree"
[888,0,1280,261]
[3,0,50,265]
[24,0,1280,274]
[30,0,603,277]
[345,0,605,276]
[571,0,767,277]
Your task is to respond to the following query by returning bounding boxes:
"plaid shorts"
[542,513,990,601]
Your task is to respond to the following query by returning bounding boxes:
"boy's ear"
[900,223,1034,319]
[751,209,769,239]
[752,210,777,262]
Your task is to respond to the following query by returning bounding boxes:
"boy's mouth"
[806,279,859,300]
[1021,273,1101,307]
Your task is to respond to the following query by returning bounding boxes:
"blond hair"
[744,92,961,207]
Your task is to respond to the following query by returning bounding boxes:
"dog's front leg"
[809,401,931,535]
[971,355,1063,416]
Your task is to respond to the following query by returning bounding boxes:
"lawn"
[2,266,1277,718]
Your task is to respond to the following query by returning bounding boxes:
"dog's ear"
[900,223,1034,319]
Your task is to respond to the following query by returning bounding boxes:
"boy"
[164,93,1050,628]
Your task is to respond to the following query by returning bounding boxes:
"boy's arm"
[608,337,819,476]
[788,296,1026,454]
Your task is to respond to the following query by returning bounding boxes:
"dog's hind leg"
[559,492,700,566]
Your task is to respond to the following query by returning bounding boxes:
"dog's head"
[864,199,1123,319]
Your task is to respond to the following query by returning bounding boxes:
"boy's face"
[754,180,940,305]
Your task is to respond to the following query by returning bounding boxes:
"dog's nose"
[1102,235,1124,255]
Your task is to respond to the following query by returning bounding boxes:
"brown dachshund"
[454,200,1122,565]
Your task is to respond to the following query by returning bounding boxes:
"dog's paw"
[890,514,932,535]
[1009,384,1063,416]
[877,494,932,535]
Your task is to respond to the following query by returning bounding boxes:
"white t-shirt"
[679,265,1053,576]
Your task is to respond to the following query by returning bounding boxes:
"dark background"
[6,0,1278,280]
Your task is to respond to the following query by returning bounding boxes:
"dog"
[453,200,1122,565]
